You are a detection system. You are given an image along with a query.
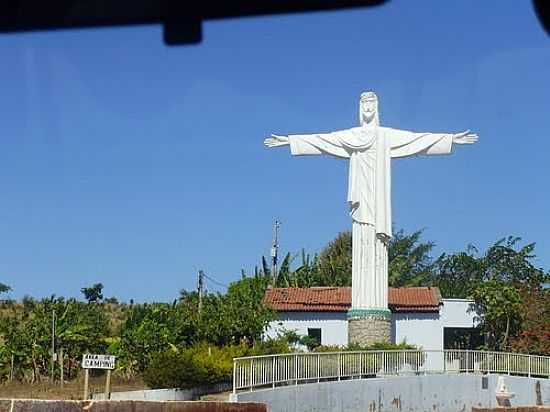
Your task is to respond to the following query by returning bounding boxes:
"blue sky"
[0,0,548,302]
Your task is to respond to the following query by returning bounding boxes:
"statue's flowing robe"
[288,126,453,309]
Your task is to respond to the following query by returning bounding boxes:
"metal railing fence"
[233,350,550,393]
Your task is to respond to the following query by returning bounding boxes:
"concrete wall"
[475,407,550,412]
[0,400,265,412]
[493,375,550,406]
[92,383,232,401]
[265,312,348,346]
[235,374,550,412]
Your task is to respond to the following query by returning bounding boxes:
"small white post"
[83,369,90,400]
[104,369,112,400]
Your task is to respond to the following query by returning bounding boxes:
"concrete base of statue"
[347,309,391,346]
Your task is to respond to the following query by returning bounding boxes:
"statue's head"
[359,91,379,126]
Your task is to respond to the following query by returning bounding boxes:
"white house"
[263,287,480,350]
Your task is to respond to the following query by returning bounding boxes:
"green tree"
[118,302,191,374]
[53,298,111,378]
[218,274,274,345]
[388,229,436,287]
[0,283,11,295]
[316,231,352,286]
[275,250,320,288]
[80,283,104,303]
[313,228,436,287]
[0,296,110,381]
[432,245,481,298]
[475,237,549,350]
[433,236,549,351]
[471,280,522,350]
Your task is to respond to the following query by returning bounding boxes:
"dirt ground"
[0,374,147,400]
[0,374,233,401]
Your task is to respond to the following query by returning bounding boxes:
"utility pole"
[271,220,281,285]
[59,347,64,387]
[198,270,204,315]
[51,309,56,382]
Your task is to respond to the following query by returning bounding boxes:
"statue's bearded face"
[361,98,378,124]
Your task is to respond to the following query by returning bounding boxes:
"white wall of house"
[440,299,477,328]
[265,299,476,350]
[392,299,477,351]
[265,312,348,346]
[392,312,442,350]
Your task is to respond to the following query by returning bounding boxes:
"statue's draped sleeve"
[288,130,354,159]
[384,127,454,158]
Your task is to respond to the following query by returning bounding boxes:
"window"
[444,327,484,350]
[307,328,322,346]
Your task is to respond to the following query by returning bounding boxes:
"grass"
[0,373,147,400]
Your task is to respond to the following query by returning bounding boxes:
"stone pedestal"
[347,309,391,346]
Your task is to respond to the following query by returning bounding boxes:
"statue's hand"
[453,129,479,145]
[264,134,290,148]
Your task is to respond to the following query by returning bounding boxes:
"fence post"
[294,354,298,385]
[232,359,237,395]
[317,353,321,383]
[272,357,276,389]
[230,349,550,393]
[249,359,254,391]
[338,352,341,381]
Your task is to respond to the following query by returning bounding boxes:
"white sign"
[81,354,116,370]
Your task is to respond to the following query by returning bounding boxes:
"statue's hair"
[359,91,380,126]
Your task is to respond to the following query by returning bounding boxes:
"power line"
[202,273,228,289]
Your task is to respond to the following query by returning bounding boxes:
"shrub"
[247,337,292,356]
[313,341,417,352]
[143,350,187,389]
[143,343,237,389]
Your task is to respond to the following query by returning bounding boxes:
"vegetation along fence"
[233,350,550,393]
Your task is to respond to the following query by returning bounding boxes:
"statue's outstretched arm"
[264,134,289,148]
[452,130,478,144]
[388,127,478,159]
[264,130,351,158]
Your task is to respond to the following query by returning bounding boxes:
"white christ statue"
[264,91,478,344]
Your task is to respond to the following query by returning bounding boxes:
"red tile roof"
[263,287,441,313]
